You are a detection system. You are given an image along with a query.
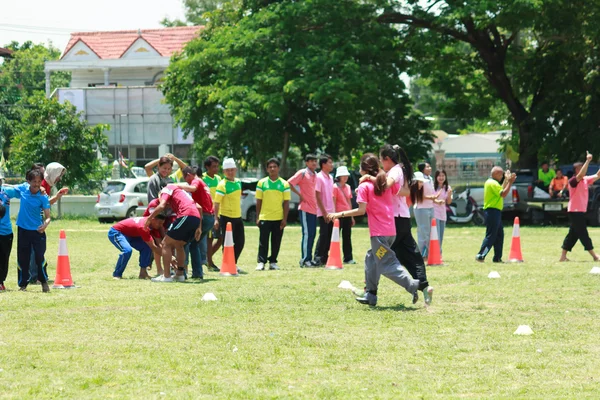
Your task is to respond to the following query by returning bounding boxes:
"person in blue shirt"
[0,175,18,292]
[12,169,52,292]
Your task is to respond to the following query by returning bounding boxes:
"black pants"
[0,233,13,284]
[315,217,333,264]
[220,216,245,263]
[562,212,593,251]
[339,216,354,262]
[17,227,48,287]
[392,217,428,291]
[257,220,284,264]
[478,208,504,261]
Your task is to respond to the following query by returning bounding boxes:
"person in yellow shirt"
[475,166,516,263]
[202,156,222,271]
[214,158,245,266]
[255,158,290,271]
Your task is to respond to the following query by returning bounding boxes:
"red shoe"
[0,284,6,292]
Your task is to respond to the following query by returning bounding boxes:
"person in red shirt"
[177,166,215,279]
[108,216,165,279]
[145,184,201,282]
[143,198,176,276]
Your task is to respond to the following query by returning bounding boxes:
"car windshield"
[514,171,533,183]
[103,182,125,194]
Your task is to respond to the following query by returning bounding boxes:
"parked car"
[95,178,150,222]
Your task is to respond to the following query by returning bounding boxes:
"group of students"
[0,163,68,292]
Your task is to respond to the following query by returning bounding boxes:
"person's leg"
[560,213,580,260]
[413,208,429,257]
[492,211,504,262]
[129,237,152,279]
[153,237,164,275]
[188,238,202,278]
[376,236,419,295]
[0,233,13,286]
[29,248,38,283]
[340,217,353,262]
[477,209,500,260]
[306,213,317,264]
[199,215,213,271]
[437,219,446,255]
[299,211,309,264]
[233,218,245,263]
[257,220,270,264]
[269,221,284,265]
[17,228,32,289]
[108,228,134,278]
[318,218,333,265]
[392,217,429,291]
[570,212,597,259]
[32,232,47,283]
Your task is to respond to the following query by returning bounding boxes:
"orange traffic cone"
[508,217,524,262]
[53,229,75,288]
[427,219,443,266]
[325,219,343,270]
[220,222,238,276]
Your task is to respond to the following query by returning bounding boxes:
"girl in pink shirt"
[413,162,438,257]
[433,169,452,256]
[329,154,425,307]
[333,166,355,264]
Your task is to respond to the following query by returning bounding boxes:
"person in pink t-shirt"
[288,154,319,267]
[329,154,429,307]
[314,154,335,266]
[433,169,453,256]
[413,162,439,257]
[145,184,201,282]
[560,152,600,262]
[332,166,355,264]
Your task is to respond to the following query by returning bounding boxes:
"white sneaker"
[172,274,185,282]
[256,262,265,271]
[423,286,434,306]
[269,263,280,270]
[151,275,173,283]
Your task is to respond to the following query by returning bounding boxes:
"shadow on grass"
[372,304,420,312]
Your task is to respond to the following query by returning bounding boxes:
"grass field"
[2,220,600,399]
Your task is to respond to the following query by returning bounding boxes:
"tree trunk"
[281,129,290,173]
[516,122,538,170]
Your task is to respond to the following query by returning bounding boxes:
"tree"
[162,0,433,169]
[379,0,600,167]
[9,94,108,193]
[161,0,225,26]
[0,41,70,158]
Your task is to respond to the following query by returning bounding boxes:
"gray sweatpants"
[365,236,419,295]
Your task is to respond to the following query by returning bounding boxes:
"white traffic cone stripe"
[331,226,340,242]
[58,238,68,256]
[429,224,439,241]
[224,229,234,247]
[512,223,520,238]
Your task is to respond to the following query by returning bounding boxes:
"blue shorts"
[166,216,201,243]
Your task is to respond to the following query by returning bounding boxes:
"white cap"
[335,166,350,178]
[413,171,426,182]
[222,158,236,170]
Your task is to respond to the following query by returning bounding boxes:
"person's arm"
[49,187,69,205]
[281,200,289,229]
[38,208,51,233]
[144,158,160,177]
[255,199,262,226]
[144,198,168,229]
[446,187,453,205]
[592,168,600,183]
[176,182,197,193]
[213,202,221,231]
[329,202,367,219]
[167,153,187,171]
[500,171,516,198]
[289,185,303,203]
[145,238,162,257]
[576,152,593,182]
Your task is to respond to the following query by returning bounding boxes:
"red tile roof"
[61,26,203,59]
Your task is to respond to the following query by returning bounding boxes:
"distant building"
[431,131,510,182]
[0,47,12,59]
[45,26,202,166]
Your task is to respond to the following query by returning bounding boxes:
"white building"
[45,26,202,166]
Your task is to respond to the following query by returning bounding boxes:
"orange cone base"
[508,259,524,263]
[52,284,77,289]
[219,271,239,277]
[325,265,343,270]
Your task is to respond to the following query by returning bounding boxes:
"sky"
[0,0,187,52]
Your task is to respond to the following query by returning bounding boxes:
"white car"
[95,178,150,222]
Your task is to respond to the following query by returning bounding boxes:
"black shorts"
[166,216,201,242]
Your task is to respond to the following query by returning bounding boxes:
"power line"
[0,23,91,33]
[0,27,71,36]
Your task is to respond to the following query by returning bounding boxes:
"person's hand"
[213,219,220,231]
[359,175,373,184]
[511,173,517,182]
[434,199,444,205]
[37,220,49,233]
[351,217,355,227]
[256,217,260,227]
[58,187,69,195]
[40,187,47,195]
[144,218,152,229]
[194,227,201,242]
[165,153,174,160]
[328,212,339,221]
[280,220,287,230]
[586,151,593,162]
[505,170,512,180]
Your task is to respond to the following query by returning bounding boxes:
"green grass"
[2,221,600,399]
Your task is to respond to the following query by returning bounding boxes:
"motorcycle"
[446,187,486,225]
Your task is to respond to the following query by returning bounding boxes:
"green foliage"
[8,94,108,194]
[163,0,432,167]
[161,0,226,26]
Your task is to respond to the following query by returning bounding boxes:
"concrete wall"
[9,196,97,218]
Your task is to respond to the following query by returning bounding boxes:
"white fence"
[9,196,97,218]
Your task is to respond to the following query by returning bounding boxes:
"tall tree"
[162,0,432,169]
[379,0,600,167]
[161,0,225,26]
[9,94,108,193]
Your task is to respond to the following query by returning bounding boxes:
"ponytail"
[360,153,387,196]
[394,145,414,187]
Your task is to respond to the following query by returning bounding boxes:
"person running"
[560,151,600,262]
[213,158,245,270]
[433,169,452,256]
[332,166,355,264]
[13,169,52,292]
[0,175,18,292]
[146,156,175,202]
[202,156,222,272]
[413,162,437,257]
[475,166,516,263]
[145,184,201,282]
[177,165,215,279]
[108,216,164,279]
[328,154,426,307]
[288,154,319,267]
[255,158,290,271]
[314,154,335,266]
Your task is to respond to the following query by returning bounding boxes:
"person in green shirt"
[476,166,516,263]
[255,158,291,271]
[202,156,222,272]
[536,161,555,192]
